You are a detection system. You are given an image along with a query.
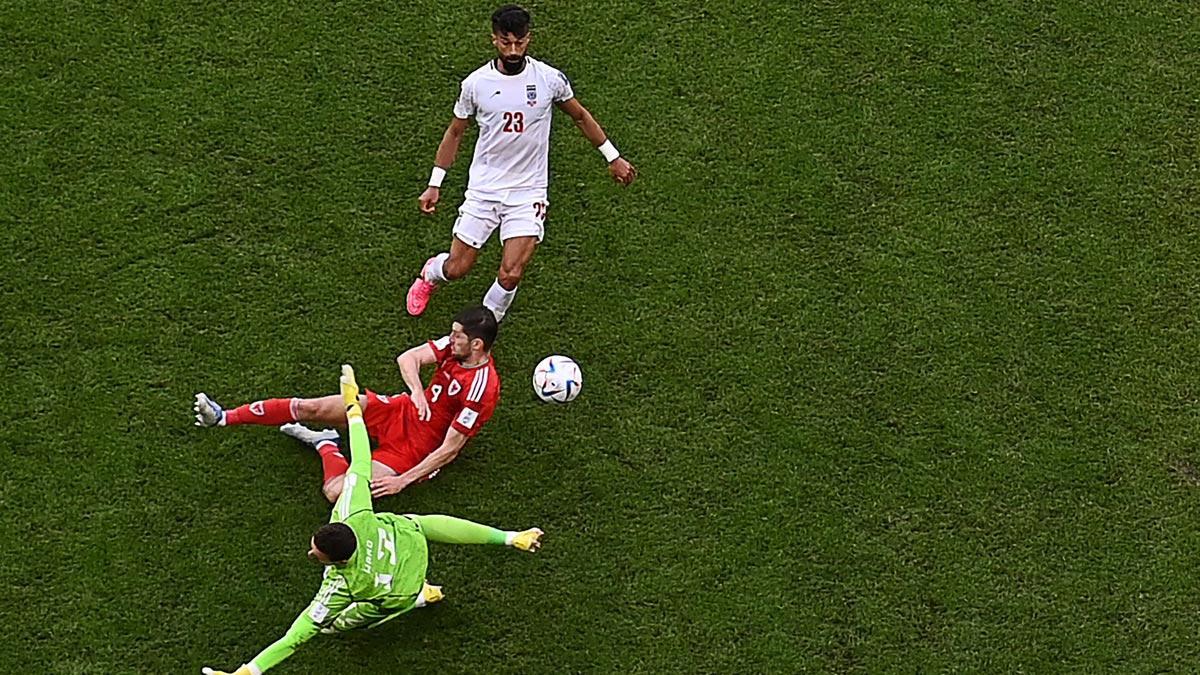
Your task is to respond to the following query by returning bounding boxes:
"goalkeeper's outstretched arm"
[202,613,320,675]
[201,554,358,674]
[200,591,338,674]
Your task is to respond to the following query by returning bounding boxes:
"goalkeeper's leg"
[410,514,544,552]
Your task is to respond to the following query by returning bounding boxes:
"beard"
[500,55,525,73]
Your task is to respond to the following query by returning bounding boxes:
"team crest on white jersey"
[526,84,537,106]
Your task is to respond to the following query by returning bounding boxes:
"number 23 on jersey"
[502,111,525,133]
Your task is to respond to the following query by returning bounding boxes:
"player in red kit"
[192,306,500,501]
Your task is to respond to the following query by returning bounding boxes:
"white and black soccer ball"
[532,355,583,403]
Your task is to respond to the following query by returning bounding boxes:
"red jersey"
[417,336,500,444]
[363,337,500,472]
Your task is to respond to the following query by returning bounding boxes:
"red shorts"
[363,390,439,474]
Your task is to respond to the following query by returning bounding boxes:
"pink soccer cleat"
[406,257,440,316]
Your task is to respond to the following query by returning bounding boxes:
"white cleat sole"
[193,393,223,428]
[280,422,340,448]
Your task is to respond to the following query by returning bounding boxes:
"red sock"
[224,398,298,426]
[318,442,350,483]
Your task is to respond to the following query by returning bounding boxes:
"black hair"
[313,522,357,562]
[492,4,531,37]
[455,305,499,351]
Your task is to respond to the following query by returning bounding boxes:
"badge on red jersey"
[456,407,479,429]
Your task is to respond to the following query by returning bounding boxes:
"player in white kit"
[407,4,637,322]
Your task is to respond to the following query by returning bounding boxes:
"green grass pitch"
[4,1,1200,671]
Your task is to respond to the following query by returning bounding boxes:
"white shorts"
[452,191,548,249]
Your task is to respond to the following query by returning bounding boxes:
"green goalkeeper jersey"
[318,469,429,615]
[246,414,428,673]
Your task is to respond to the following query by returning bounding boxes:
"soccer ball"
[532,355,583,403]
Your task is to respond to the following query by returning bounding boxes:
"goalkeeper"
[203,365,543,675]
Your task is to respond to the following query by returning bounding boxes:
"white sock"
[504,531,518,546]
[424,253,450,284]
[482,279,517,321]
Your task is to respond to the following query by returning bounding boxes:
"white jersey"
[453,56,574,201]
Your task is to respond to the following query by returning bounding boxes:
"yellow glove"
[201,666,253,675]
[340,364,362,421]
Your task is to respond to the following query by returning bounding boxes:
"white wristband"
[428,166,447,188]
[598,140,620,163]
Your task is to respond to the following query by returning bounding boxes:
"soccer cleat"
[405,257,440,316]
[510,528,544,553]
[340,363,361,415]
[193,393,225,427]
[280,423,340,449]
